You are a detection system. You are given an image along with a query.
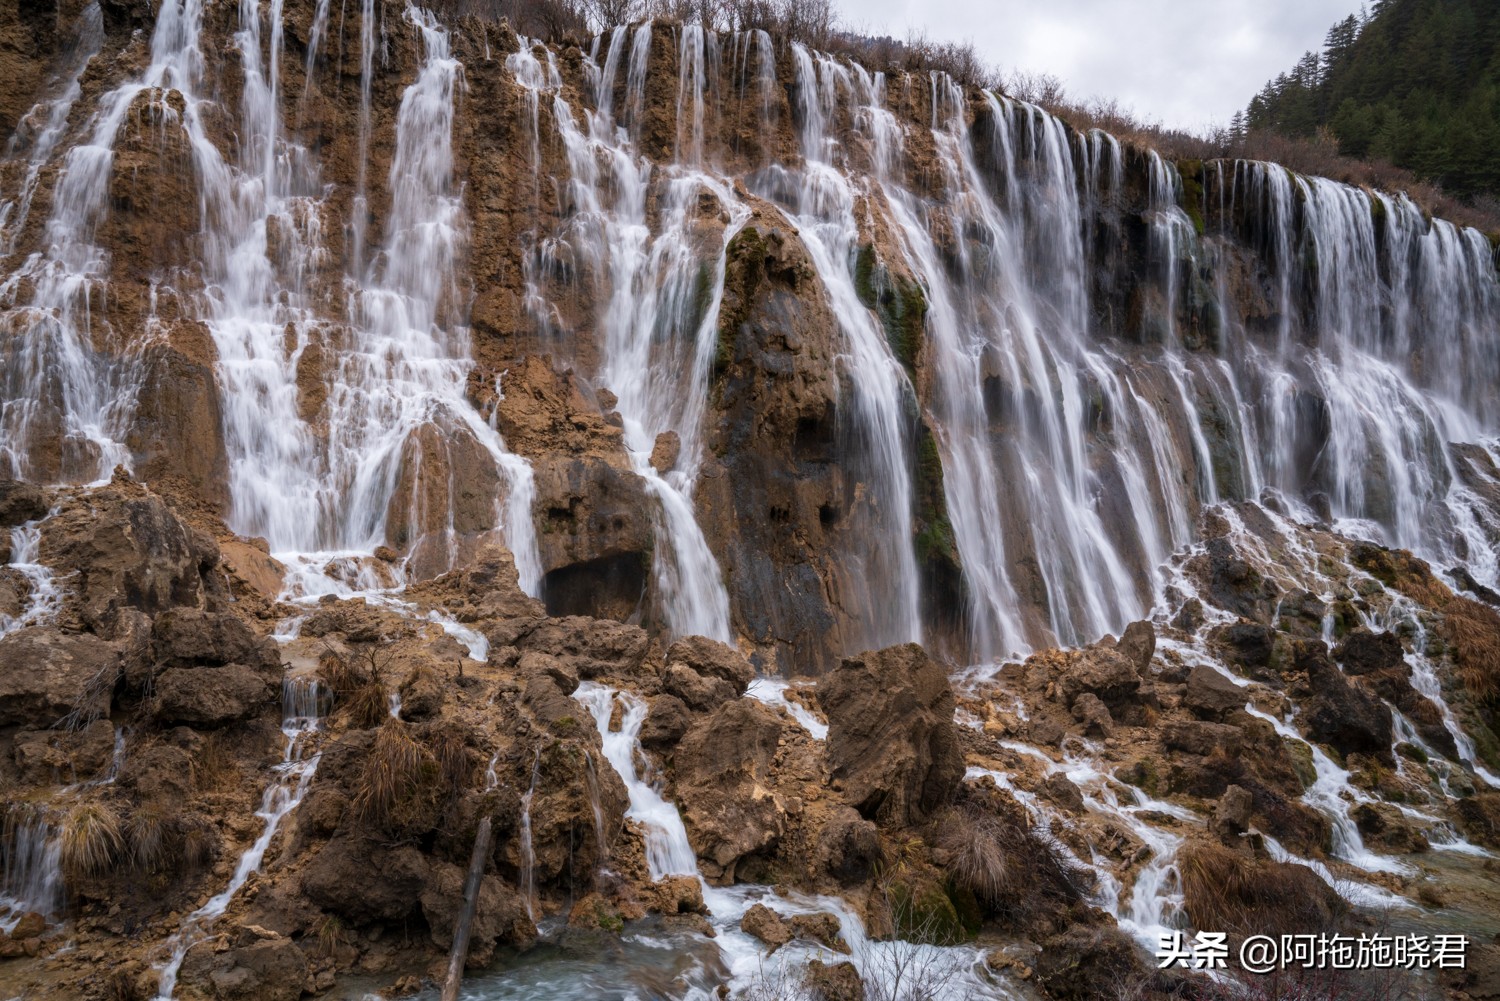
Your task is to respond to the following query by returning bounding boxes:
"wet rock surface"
[1,0,1499,997]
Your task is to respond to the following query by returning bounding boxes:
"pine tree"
[1237,0,1500,201]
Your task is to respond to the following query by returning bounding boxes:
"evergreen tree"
[1238,0,1500,201]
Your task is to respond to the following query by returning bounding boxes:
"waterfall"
[575,680,1010,1000]
[574,683,699,878]
[518,749,540,921]
[199,2,540,595]
[153,678,324,999]
[751,46,924,651]
[0,0,187,484]
[0,517,62,639]
[0,807,62,935]
[512,27,741,640]
[0,1,103,257]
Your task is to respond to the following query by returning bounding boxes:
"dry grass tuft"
[317,648,366,696]
[934,805,1087,924]
[352,720,441,836]
[1179,840,1345,937]
[1445,597,1500,704]
[177,815,218,871]
[344,680,391,729]
[127,801,170,871]
[429,722,476,796]
[317,915,350,959]
[60,801,123,880]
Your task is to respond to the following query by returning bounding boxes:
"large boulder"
[663,636,754,695]
[0,481,46,527]
[514,617,650,680]
[419,860,535,967]
[672,698,787,881]
[176,927,307,1001]
[640,694,692,748]
[302,837,429,924]
[1332,628,1404,676]
[817,644,963,827]
[155,664,274,725]
[153,608,279,671]
[1297,643,1393,765]
[812,807,883,885]
[1182,665,1246,720]
[661,662,737,712]
[13,718,118,784]
[0,628,121,726]
[38,480,219,630]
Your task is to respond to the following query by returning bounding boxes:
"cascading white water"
[0,0,195,484]
[0,807,62,936]
[0,518,62,639]
[510,27,741,640]
[575,683,699,879]
[518,748,540,921]
[153,677,324,999]
[574,681,1014,1001]
[0,1,103,257]
[747,47,924,652]
[207,4,541,596]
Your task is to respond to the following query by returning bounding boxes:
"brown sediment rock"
[0,629,119,726]
[740,902,791,951]
[818,643,963,827]
[673,698,787,881]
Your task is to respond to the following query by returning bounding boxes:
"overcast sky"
[831,0,1359,132]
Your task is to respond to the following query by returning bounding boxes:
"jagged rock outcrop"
[818,643,963,826]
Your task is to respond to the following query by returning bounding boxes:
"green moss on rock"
[716,226,767,374]
[889,878,969,944]
[852,243,927,372]
[1176,159,1206,235]
[913,427,957,568]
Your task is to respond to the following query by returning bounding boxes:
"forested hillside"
[1243,0,1500,202]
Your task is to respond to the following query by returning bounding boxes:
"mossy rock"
[1395,742,1428,765]
[912,428,958,567]
[1285,740,1317,790]
[944,880,983,937]
[1118,757,1162,797]
[716,226,768,374]
[888,877,969,945]
[853,243,927,372]
[1175,158,1206,235]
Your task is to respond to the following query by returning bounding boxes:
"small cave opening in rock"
[541,552,648,623]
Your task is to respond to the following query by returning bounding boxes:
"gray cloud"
[831,0,1355,131]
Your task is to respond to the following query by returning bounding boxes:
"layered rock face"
[3,3,1500,1001]
[2,0,1496,671]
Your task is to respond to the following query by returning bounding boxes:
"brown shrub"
[1445,597,1500,704]
[1178,840,1344,938]
[316,649,366,696]
[934,804,1088,924]
[60,801,123,881]
[351,720,441,837]
[126,801,170,871]
[343,680,390,729]
[428,721,477,796]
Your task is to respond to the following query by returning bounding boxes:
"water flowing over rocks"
[2,1,1500,998]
